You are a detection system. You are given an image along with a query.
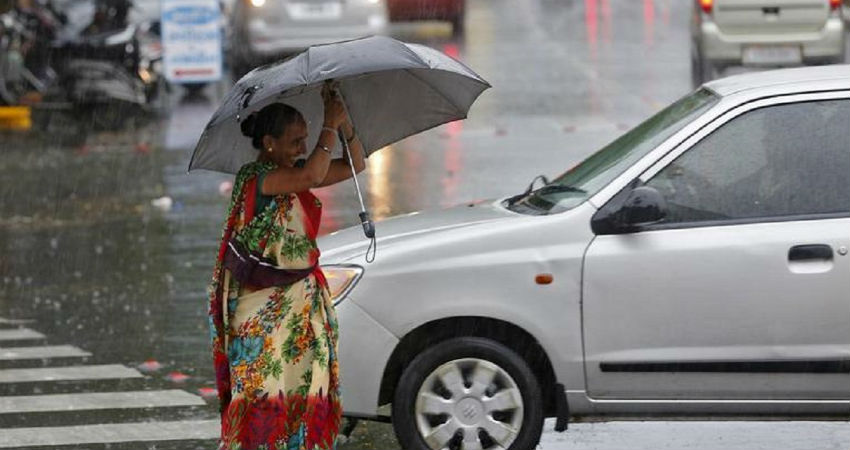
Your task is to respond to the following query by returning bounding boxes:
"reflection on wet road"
[4,0,843,448]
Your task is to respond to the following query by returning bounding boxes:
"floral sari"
[208,161,341,450]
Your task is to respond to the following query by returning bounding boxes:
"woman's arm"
[317,120,367,187]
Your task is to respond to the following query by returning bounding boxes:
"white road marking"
[0,390,205,413]
[0,318,34,325]
[0,329,44,341]
[0,345,91,360]
[539,418,850,450]
[0,365,142,383]
[0,420,219,447]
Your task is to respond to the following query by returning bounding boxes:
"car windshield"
[506,88,719,215]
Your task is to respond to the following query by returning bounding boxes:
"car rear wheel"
[392,337,544,450]
[451,14,465,37]
[690,47,716,88]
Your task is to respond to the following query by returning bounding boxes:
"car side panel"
[583,218,850,400]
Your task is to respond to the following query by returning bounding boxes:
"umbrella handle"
[359,212,375,239]
[338,128,376,240]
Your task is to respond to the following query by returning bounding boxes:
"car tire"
[392,337,544,450]
[690,46,715,88]
[182,83,207,96]
[451,14,465,37]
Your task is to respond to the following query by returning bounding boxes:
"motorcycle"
[0,0,63,105]
[53,0,167,111]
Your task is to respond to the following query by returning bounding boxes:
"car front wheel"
[392,337,544,450]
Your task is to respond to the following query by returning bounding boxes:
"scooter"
[0,1,63,105]
[53,0,166,110]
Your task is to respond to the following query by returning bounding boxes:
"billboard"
[161,0,223,83]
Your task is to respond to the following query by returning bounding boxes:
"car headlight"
[322,264,364,305]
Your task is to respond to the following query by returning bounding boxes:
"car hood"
[319,199,519,263]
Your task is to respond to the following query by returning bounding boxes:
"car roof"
[704,64,850,97]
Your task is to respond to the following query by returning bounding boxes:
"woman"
[208,83,365,450]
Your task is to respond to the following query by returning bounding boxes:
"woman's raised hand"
[322,82,346,129]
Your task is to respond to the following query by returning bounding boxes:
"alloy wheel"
[414,358,524,450]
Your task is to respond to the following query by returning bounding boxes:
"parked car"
[387,0,465,35]
[690,0,845,87]
[318,64,850,450]
[229,0,388,80]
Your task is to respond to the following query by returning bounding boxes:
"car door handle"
[788,244,833,262]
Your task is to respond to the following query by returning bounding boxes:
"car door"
[582,93,850,400]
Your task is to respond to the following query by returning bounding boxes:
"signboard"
[161,0,223,84]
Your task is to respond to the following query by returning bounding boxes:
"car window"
[647,98,850,225]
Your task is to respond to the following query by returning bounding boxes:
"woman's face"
[267,118,308,167]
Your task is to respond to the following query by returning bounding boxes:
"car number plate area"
[287,2,343,20]
[742,45,802,66]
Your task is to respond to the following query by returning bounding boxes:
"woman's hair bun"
[240,103,303,150]
[240,114,257,138]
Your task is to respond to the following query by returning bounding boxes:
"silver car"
[691,0,845,86]
[229,0,388,78]
[319,65,850,450]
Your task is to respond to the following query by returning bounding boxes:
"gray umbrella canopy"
[189,35,491,174]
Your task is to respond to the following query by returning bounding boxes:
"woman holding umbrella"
[208,82,364,450]
[196,36,490,450]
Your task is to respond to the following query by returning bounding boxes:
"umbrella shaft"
[340,129,367,212]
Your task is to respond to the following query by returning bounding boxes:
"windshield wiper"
[530,184,586,196]
[506,175,549,206]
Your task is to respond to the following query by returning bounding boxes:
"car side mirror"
[591,183,667,235]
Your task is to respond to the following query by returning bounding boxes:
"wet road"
[1,0,847,448]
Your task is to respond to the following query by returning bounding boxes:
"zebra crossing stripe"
[0,318,34,325]
[0,365,142,383]
[0,345,91,360]
[0,390,206,413]
[0,329,44,341]
[0,419,219,447]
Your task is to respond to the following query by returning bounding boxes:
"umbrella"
[189,35,490,249]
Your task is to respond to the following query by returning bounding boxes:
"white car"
[320,65,850,450]
[228,0,388,79]
[691,0,845,86]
